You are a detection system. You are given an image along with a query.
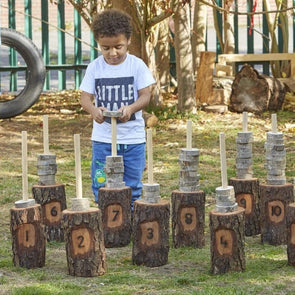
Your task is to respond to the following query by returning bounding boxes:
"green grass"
[0,94,295,294]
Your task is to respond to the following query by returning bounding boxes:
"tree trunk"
[192,1,207,76]
[209,207,246,275]
[173,2,195,112]
[260,183,294,245]
[229,64,286,113]
[224,0,235,54]
[287,203,295,265]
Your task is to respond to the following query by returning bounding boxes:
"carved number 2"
[112,210,120,222]
[147,228,154,239]
[77,235,85,248]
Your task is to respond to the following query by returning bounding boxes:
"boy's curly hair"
[91,9,132,40]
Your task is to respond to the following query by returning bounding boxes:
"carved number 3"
[77,235,85,248]
[51,206,58,217]
[147,228,154,239]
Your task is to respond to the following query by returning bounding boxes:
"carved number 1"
[112,210,120,222]
[147,228,154,239]
[77,235,85,248]
[26,230,29,242]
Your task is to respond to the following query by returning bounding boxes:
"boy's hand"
[92,106,107,124]
[118,105,132,123]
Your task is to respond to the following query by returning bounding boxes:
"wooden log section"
[132,200,170,267]
[10,204,46,268]
[260,183,294,245]
[286,203,295,266]
[229,178,260,236]
[98,187,132,247]
[62,208,106,277]
[171,190,205,248]
[209,207,245,275]
[32,183,67,242]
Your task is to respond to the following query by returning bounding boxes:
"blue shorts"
[91,141,146,208]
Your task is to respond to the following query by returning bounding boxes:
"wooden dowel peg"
[43,115,50,154]
[242,112,248,132]
[111,117,117,156]
[219,132,228,188]
[147,128,154,184]
[186,120,192,150]
[22,131,28,201]
[74,134,83,199]
[271,113,277,133]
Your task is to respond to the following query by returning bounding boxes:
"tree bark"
[171,190,205,248]
[62,208,106,277]
[132,200,170,267]
[32,183,67,241]
[10,204,46,268]
[229,64,286,113]
[98,187,132,247]
[209,207,245,275]
[287,203,295,265]
[260,183,294,245]
[173,1,195,112]
[229,178,261,236]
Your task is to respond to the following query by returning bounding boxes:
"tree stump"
[98,186,132,247]
[229,64,286,113]
[10,204,46,268]
[209,207,245,275]
[62,208,106,277]
[195,51,216,104]
[286,203,295,266]
[229,178,260,236]
[132,200,170,267]
[171,190,205,248]
[32,183,67,241]
[260,183,294,245]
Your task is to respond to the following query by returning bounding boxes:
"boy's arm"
[119,86,152,123]
[80,91,107,124]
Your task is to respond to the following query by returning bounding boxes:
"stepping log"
[98,186,132,247]
[10,204,46,268]
[32,183,67,241]
[229,177,260,236]
[287,203,295,266]
[132,199,170,267]
[171,190,205,248]
[209,207,246,274]
[62,208,106,277]
[260,183,294,245]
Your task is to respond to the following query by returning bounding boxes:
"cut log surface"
[32,184,67,241]
[209,207,245,275]
[229,64,286,113]
[171,190,205,248]
[98,187,132,247]
[260,183,294,245]
[286,203,295,265]
[10,204,46,268]
[229,178,260,236]
[62,208,106,277]
[132,200,170,267]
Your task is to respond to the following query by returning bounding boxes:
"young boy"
[80,9,155,208]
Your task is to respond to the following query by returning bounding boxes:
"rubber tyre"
[0,28,45,119]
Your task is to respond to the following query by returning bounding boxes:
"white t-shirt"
[80,53,155,144]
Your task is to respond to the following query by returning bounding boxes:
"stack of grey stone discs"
[265,131,286,185]
[104,156,125,188]
[178,148,200,192]
[37,154,57,185]
[236,131,253,179]
[215,186,238,213]
[143,183,161,203]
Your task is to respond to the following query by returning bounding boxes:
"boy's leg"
[91,141,111,203]
[118,143,146,210]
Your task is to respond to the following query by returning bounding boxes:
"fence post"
[262,2,270,75]
[247,0,254,54]
[42,0,50,90]
[9,0,17,91]
[24,0,32,39]
[215,0,223,55]
[74,6,82,89]
[57,0,66,90]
